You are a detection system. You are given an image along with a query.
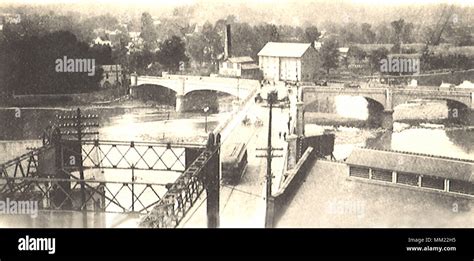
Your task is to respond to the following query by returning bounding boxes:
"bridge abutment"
[175,94,184,112]
[296,102,305,136]
[287,134,298,170]
[367,98,393,130]
[380,110,394,130]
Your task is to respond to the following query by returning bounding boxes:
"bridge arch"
[181,90,232,112]
[132,84,177,105]
[392,95,471,110]
[303,94,392,129]
[304,95,387,112]
[393,97,472,125]
[183,84,243,98]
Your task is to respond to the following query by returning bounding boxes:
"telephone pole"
[257,90,282,228]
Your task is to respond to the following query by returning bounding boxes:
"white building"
[258,42,319,82]
[93,36,112,47]
[218,56,260,79]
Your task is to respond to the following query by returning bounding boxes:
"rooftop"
[227,56,254,64]
[241,63,260,70]
[258,42,312,58]
[345,147,474,182]
[275,159,474,228]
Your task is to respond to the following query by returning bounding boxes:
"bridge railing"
[140,146,220,228]
[0,176,166,214]
[75,140,205,172]
[0,146,50,178]
[137,75,260,90]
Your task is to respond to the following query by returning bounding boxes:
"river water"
[1,97,473,227]
[0,106,226,228]
[306,96,474,161]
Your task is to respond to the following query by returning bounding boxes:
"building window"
[396,172,419,186]
[349,166,369,179]
[106,73,109,79]
[450,180,474,195]
[371,169,392,182]
[421,175,445,190]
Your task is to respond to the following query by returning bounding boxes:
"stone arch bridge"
[301,86,474,129]
[130,75,258,112]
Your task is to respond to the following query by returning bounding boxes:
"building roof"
[457,80,474,89]
[241,63,260,70]
[338,47,350,53]
[227,56,254,64]
[258,42,312,58]
[345,147,474,182]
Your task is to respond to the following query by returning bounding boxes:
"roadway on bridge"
[180,86,292,228]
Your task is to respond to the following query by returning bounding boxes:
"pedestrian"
[215,133,221,146]
[283,132,287,141]
[278,132,282,139]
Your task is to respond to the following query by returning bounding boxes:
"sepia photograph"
[0,0,472,244]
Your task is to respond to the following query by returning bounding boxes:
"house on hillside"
[258,42,319,82]
[218,56,261,79]
[100,65,125,88]
[93,36,113,47]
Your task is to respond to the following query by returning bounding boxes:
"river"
[1,96,473,227]
[0,105,229,228]
[306,96,474,161]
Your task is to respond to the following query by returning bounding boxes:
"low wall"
[6,87,128,107]
[212,85,258,139]
[272,147,317,225]
[159,74,260,88]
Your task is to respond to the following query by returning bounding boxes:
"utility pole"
[257,90,282,228]
[237,77,240,103]
[203,106,210,133]
[57,108,99,210]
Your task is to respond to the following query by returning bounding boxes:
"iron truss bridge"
[0,137,220,227]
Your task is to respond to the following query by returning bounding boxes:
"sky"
[2,0,473,6]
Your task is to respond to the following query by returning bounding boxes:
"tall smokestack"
[224,24,232,60]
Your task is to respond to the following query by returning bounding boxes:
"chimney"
[224,24,232,60]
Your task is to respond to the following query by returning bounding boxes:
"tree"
[231,22,256,56]
[0,29,103,95]
[304,26,320,43]
[390,19,414,52]
[186,22,221,67]
[451,26,473,46]
[320,38,339,74]
[129,49,156,75]
[349,46,367,61]
[391,19,405,51]
[141,12,158,50]
[157,36,189,72]
[361,23,376,44]
[374,23,391,44]
[368,47,389,75]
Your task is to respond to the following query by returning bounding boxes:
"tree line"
[0,10,472,95]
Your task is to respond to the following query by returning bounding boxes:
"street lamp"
[203,106,210,133]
